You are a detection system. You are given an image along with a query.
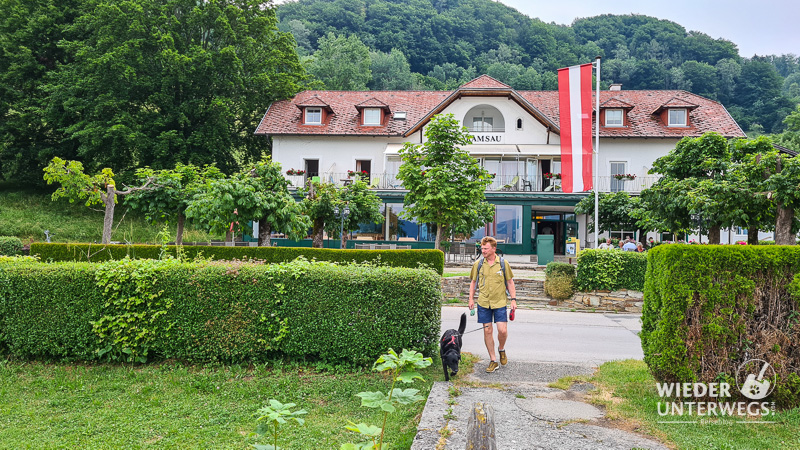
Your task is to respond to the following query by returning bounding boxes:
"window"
[610,230,637,241]
[668,109,687,127]
[610,162,626,192]
[605,109,623,127]
[735,227,748,236]
[363,108,381,125]
[305,107,322,124]
[472,115,493,132]
[516,118,523,130]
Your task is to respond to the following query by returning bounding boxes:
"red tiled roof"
[652,96,700,115]
[256,83,745,139]
[355,97,390,109]
[296,95,331,108]
[517,90,744,138]
[459,74,512,90]
[600,97,634,109]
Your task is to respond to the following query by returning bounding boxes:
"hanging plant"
[613,173,636,181]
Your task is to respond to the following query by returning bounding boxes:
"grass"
[580,359,800,449]
[0,359,441,449]
[0,188,218,244]
[441,271,470,278]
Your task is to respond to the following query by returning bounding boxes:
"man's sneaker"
[499,350,507,365]
[486,361,499,373]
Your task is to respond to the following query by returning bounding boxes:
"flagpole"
[594,56,601,248]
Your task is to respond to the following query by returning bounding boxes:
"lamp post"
[333,205,350,249]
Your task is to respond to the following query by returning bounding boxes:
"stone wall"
[561,290,644,313]
[441,276,643,313]
[440,277,545,301]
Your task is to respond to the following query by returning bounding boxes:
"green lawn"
[0,187,217,244]
[0,359,438,449]
[586,360,800,449]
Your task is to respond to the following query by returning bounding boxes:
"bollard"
[465,402,496,450]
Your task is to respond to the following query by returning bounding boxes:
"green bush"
[544,262,576,299]
[0,258,441,366]
[29,243,444,275]
[544,274,575,300]
[642,245,800,408]
[0,237,24,256]
[544,261,575,277]
[576,249,647,291]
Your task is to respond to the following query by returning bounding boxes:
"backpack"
[475,256,510,296]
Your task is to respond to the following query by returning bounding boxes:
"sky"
[497,0,799,57]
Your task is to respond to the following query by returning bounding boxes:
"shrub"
[0,237,23,256]
[544,274,575,300]
[544,261,575,277]
[0,258,441,366]
[576,249,647,291]
[642,244,800,408]
[29,242,444,275]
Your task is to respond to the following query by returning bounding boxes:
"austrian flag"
[557,63,593,193]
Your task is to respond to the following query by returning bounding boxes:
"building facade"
[255,75,746,254]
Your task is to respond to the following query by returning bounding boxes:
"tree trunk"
[101,185,116,244]
[775,204,795,245]
[747,226,759,245]
[708,225,721,245]
[637,228,647,245]
[434,223,444,251]
[312,219,324,248]
[340,231,349,250]
[225,230,233,243]
[175,213,185,246]
[259,219,271,246]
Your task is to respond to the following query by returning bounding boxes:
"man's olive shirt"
[470,257,514,309]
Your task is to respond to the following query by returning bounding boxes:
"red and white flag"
[558,63,593,193]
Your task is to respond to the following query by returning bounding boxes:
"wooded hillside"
[278,0,799,135]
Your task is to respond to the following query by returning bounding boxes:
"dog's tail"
[458,312,467,335]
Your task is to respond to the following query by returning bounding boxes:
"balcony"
[284,173,661,193]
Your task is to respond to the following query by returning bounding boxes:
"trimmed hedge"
[30,242,444,275]
[544,261,575,277]
[576,249,647,291]
[0,237,23,256]
[642,244,800,407]
[0,258,441,366]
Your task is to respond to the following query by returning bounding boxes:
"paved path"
[411,307,667,450]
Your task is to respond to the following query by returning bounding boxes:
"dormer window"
[668,109,687,127]
[305,107,322,125]
[605,109,623,127]
[363,108,382,125]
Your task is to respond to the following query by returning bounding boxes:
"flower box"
[613,174,636,181]
[543,172,561,179]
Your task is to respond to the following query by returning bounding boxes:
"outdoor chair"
[502,175,519,191]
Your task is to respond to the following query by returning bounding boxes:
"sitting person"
[623,239,637,252]
[636,242,645,253]
[598,238,612,249]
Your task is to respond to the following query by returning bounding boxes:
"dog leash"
[460,324,491,335]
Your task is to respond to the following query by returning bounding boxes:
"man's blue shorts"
[477,304,507,324]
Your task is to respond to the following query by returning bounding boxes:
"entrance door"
[536,221,563,255]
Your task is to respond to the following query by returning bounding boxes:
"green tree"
[308,32,371,90]
[43,158,157,244]
[43,0,306,175]
[301,180,384,249]
[637,133,734,243]
[185,159,310,245]
[0,0,85,183]
[368,48,415,90]
[740,145,800,245]
[124,164,224,245]
[397,114,495,250]
[575,191,645,240]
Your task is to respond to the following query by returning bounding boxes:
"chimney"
[609,83,622,91]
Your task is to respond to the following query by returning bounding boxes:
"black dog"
[440,312,467,381]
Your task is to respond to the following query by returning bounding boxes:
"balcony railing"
[284,173,661,193]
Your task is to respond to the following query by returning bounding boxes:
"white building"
[256,75,748,254]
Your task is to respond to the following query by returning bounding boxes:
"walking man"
[468,236,516,373]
